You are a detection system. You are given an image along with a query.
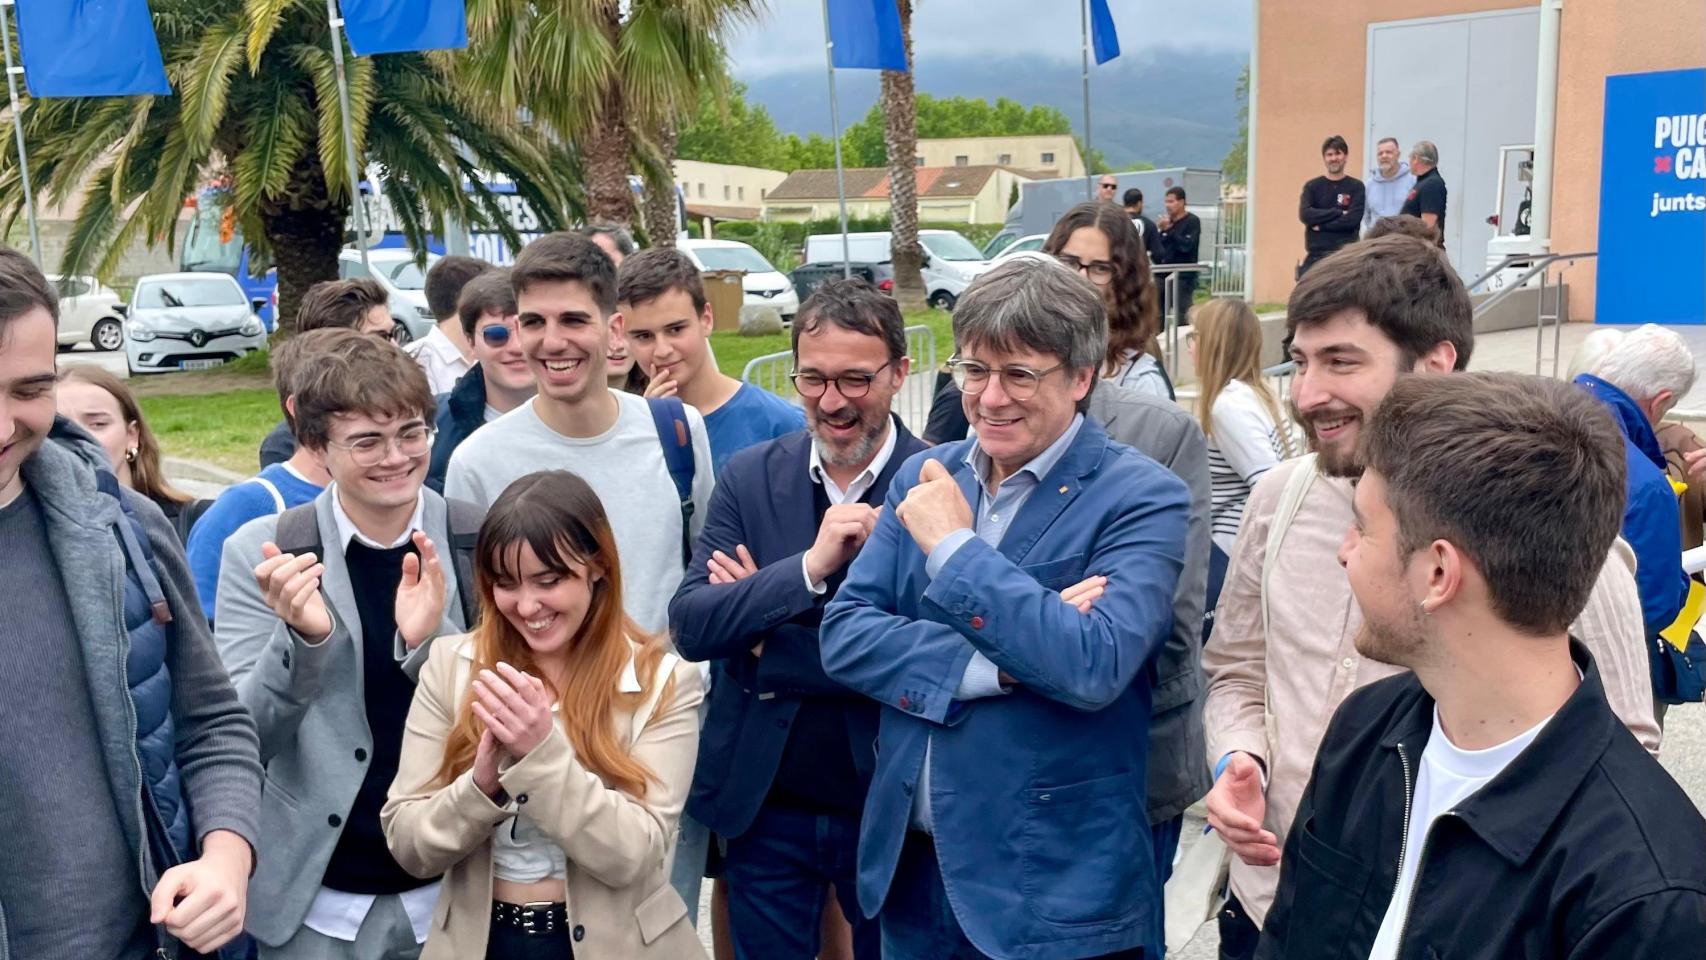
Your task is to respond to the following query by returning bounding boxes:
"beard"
[1353,605,1430,668]
[1290,400,1366,478]
[809,404,888,469]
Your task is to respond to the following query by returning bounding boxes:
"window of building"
[954,155,969,166]
[914,156,925,166]
[724,185,731,200]
[998,153,1012,165]
[738,186,745,201]
[761,188,768,199]
[1041,152,1056,165]
[698,183,705,198]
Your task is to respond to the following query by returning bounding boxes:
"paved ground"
[56,343,131,377]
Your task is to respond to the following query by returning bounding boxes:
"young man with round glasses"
[214,331,472,959]
[426,269,536,493]
[670,278,928,960]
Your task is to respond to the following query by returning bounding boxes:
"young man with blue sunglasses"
[425,269,536,493]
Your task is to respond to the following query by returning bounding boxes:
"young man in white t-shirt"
[1249,373,1706,959]
[444,232,714,633]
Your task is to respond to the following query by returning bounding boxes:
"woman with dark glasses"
[427,270,538,493]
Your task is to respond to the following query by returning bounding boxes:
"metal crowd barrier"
[740,324,938,435]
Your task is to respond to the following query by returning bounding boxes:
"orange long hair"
[433,470,672,799]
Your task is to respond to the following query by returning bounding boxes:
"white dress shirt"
[406,326,472,396]
[803,424,900,593]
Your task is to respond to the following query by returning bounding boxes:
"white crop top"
[492,811,568,883]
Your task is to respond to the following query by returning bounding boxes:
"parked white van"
[803,229,992,310]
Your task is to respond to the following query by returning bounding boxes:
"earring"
[125,447,138,463]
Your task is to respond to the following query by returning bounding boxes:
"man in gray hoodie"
[0,243,262,957]
[1362,136,1416,234]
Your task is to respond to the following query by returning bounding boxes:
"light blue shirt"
[911,413,1087,833]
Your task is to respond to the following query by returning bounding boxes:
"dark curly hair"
[1043,201,1160,375]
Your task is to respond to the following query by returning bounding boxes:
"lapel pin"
[1059,485,1069,494]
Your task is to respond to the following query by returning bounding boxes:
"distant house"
[760,165,1038,224]
[673,159,789,227]
[915,135,1086,179]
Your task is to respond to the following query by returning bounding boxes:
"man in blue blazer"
[821,258,1190,960]
[671,280,927,959]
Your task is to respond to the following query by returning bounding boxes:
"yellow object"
[1670,477,1688,497]
[1661,580,1705,653]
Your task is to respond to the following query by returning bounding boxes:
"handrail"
[1465,253,1534,294]
[1472,251,1597,317]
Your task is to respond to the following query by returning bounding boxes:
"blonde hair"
[57,365,191,505]
[1192,298,1293,456]
[433,471,672,799]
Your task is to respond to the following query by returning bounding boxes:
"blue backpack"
[647,396,697,566]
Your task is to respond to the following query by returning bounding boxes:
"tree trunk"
[261,156,346,335]
[641,119,680,248]
[882,0,927,315]
[585,4,634,228]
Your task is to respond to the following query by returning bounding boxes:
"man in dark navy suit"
[670,279,927,960]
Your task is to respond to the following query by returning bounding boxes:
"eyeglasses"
[1055,253,1116,286]
[789,360,895,399]
[480,323,514,348]
[948,357,1067,401]
[1098,182,1118,191]
[325,424,435,467]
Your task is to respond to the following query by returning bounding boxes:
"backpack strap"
[444,497,484,630]
[646,396,697,567]
[1260,453,1317,636]
[274,502,324,559]
[248,475,287,512]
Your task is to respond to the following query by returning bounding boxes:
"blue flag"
[13,0,171,98]
[827,0,907,71]
[339,0,469,56]
[1090,0,1121,65]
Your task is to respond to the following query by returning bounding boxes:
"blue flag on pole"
[14,0,171,97]
[827,0,907,71]
[339,0,469,56]
[1091,0,1119,63]
[1090,0,1121,65]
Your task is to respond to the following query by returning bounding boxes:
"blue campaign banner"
[827,0,907,72]
[340,0,468,56]
[1090,0,1121,65]
[1596,68,1706,325]
[14,0,171,98]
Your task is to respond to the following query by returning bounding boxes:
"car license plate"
[180,358,225,371]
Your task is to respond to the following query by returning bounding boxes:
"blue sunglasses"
[480,325,513,347]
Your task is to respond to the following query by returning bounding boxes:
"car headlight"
[241,317,263,337]
[128,322,156,342]
[416,305,434,320]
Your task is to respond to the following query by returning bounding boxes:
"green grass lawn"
[145,309,958,473]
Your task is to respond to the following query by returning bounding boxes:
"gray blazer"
[1087,383,1213,823]
[213,488,468,947]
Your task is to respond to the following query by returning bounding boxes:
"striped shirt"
[1206,379,1290,553]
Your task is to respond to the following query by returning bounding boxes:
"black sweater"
[1299,175,1366,254]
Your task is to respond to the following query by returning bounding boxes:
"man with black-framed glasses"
[425,269,536,493]
[670,278,928,960]
[214,331,474,959]
[821,257,1190,959]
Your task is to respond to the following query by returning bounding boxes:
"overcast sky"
[727,0,1252,77]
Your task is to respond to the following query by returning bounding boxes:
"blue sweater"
[184,462,324,621]
[1576,374,1690,640]
[704,383,807,476]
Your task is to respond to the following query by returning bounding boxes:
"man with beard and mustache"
[669,279,928,960]
[1200,235,1659,960]
[1257,373,1706,959]
[1297,135,1365,278]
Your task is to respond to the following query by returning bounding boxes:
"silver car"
[124,272,267,374]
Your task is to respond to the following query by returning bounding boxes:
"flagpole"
[1080,0,1093,200]
[0,0,42,264]
[325,0,371,273]
[821,0,852,280]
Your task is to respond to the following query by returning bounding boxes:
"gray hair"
[1410,140,1440,167]
[1595,323,1697,404]
[952,256,1106,408]
[1565,327,1625,381]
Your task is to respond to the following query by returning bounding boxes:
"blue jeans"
[669,812,711,925]
[722,806,878,960]
[880,833,1148,960]
[1148,815,1185,957]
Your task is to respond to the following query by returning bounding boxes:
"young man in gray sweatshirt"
[0,243,262,957]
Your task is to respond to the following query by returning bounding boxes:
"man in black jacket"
[1156,186,1201,326]
[425,269,535,493]
[1296,135,1365,277]
[1251,372,1706,960]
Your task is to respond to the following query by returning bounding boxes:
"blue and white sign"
[1596,68,1706,325]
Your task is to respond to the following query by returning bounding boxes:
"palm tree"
[459,0,761,231]
[881,0,926,314]
[0,1,583,330]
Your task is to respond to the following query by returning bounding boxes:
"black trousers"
[1217,893,1261,960]
[486,917,575,960]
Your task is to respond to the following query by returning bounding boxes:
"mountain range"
[733,46,1248,171]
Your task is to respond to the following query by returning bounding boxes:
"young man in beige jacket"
[1201,236,1660,959]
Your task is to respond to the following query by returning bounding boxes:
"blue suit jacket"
[669,421,929,839]
[821,417,1190,960]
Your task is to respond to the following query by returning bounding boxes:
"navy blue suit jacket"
[820,417,1189,960]
[669,421,927,839]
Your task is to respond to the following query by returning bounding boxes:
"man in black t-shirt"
[1158,186,1202,325]
[1297,135,1366,277]
[1400,139,1448,246]
[1125,187,1165,263]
